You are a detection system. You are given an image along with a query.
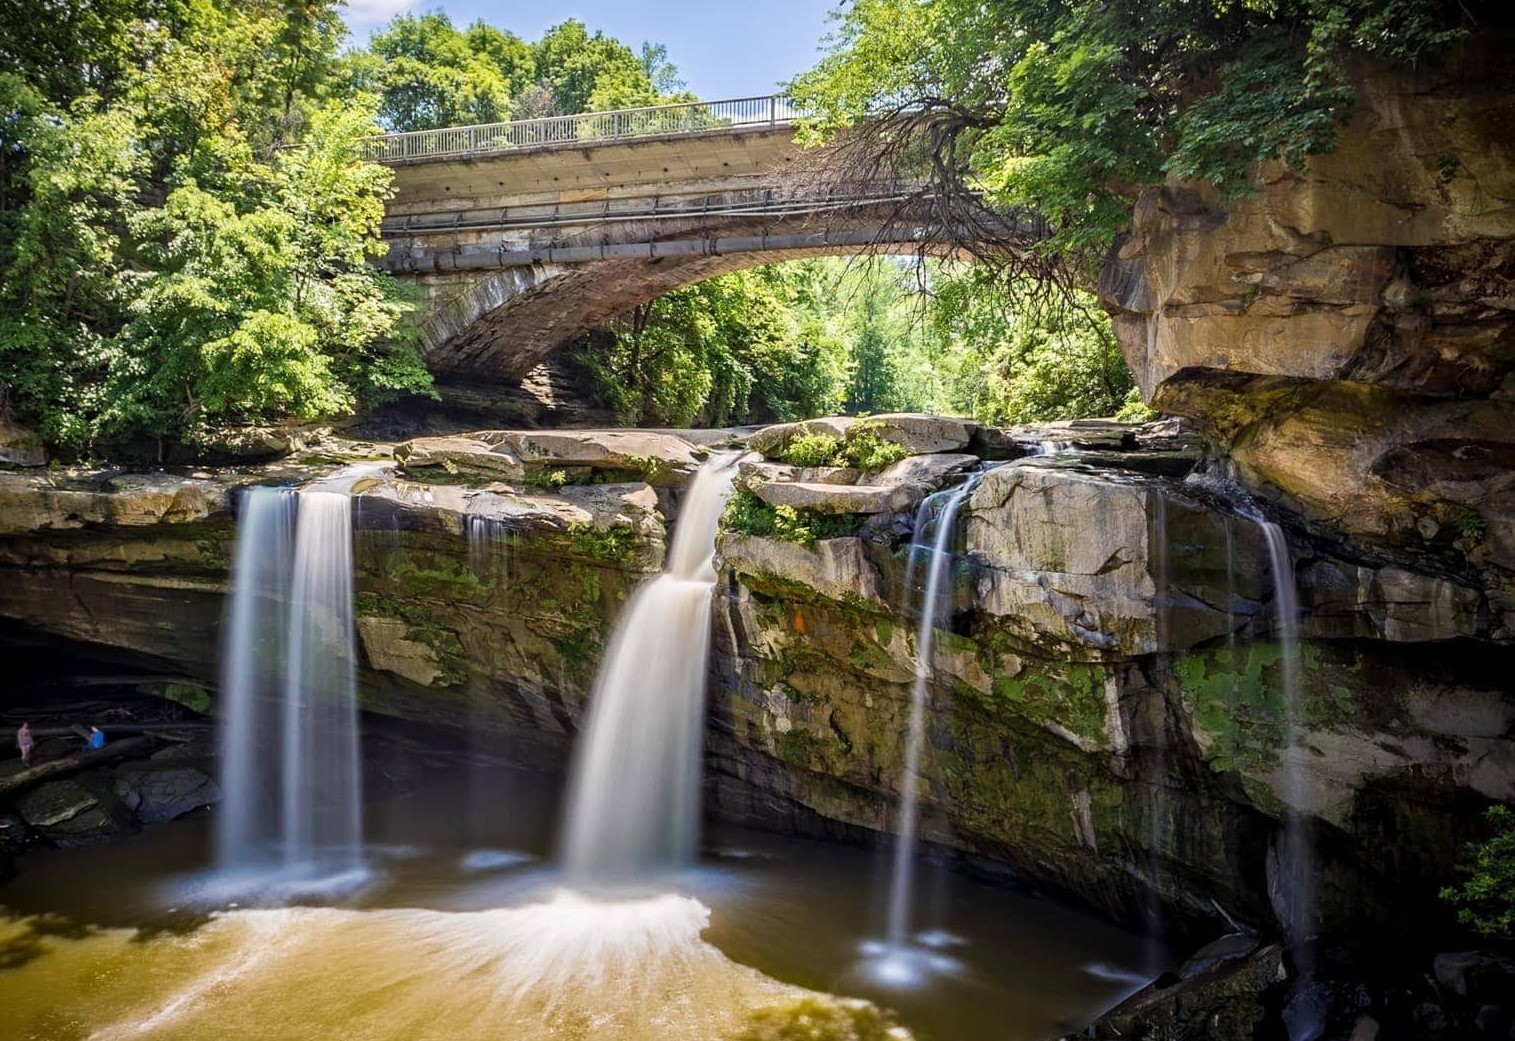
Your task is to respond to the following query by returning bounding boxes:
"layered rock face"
[0,415,1509,952]
[1099,43,1515,639]
[706,419,1511,937]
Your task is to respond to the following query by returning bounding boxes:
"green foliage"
[0,1,431,457]
[586,255,1148,430]
[579,263,851,427]
[1442,805,1515,938]
[348,12,515,132]
[924,268,1138,425]
[345,15,685,132]
[838,426,908,472]
[722,486,864,548]
[780,434,843,468]
[791,0,1477,253]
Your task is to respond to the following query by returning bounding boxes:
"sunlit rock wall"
[1099,43,1515,638]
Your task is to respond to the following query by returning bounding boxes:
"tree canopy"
[0,2,696,456]
[343,14,689,133]
[0,0,430,457]
[790,0,1478,255]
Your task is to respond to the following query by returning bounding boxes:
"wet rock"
[358,615,454,687]
[112,764,221,824]
[1414,1001,1450,1040]
[1433,951,1515,1004]
[15,775,135,848]
[1068,942,1284,1040]
[1301,561,1483,642]
[1350,1013,1381,1041]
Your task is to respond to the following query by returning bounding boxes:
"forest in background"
[0,0,1474,456]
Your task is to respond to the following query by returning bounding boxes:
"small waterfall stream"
[885,473,984,950]
[282,492,363,878]
[1253,516,1322,1038]
[561,452,741,886]
[217,487,294,871]
[216,487,364,891]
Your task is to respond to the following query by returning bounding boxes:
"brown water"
[0,767,1152,1041]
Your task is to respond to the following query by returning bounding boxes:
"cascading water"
[1253,515,1321,1039]
[281,492,363,878]
[216,488,364,890]
[884,472,985,951]
[561,452,741,886]
[217,488,294,871]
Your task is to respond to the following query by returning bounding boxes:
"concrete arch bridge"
[370,95,1030,383]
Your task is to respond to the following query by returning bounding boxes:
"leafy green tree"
[531,19,661,114]
[0,0,429,456]
[349,12,513,132]
[791,0,1479,256]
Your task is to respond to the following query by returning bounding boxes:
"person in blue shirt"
[86,726,105,750]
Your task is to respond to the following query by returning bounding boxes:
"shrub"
[780,432,842,467]
[721,486,864,548]
[840,426,908,472]
[1442,805,1515,938]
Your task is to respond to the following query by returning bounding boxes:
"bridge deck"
[363,94,808,164]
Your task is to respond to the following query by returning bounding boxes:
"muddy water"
[0,767,1150,1041]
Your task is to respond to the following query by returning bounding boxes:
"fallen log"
[0,736,159,800]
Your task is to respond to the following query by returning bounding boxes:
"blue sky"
[342,0,841,99]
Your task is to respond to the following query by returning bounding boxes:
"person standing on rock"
[86,725,105,751]
[16,722,33,767]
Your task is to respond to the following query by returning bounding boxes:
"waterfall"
[1145,492,1171,967]
[561,452,741,886]
[217,488,294,871]
[282,492,363,877]
[1254,517,1321,1037]
[886,473,983,947]
[216,488,364,888]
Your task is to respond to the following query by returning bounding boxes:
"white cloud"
[341,0,421,35]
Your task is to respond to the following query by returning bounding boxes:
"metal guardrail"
[363,95,807,163]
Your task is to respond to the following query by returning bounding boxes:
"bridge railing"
[363,95,809,163]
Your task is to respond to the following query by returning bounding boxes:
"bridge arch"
[370,95,1025,382]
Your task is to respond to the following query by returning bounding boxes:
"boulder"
[490,430,700,484]
[1433,951,1515,1003]
[16,775,135,848]
[0,417,45,467]
[719,535,885,606]
[853,414,975,454]
[1066,942,1284,1040]
[748,417,856,458]
[737,459,861,486]
[0,471,231,536]
[859,453,978,494]
[113,764,221,824]
[393,436,524,481]
[752,481,895,515]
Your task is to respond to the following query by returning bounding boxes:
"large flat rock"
[719,534,885,605]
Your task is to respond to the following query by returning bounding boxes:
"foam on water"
[0,896,910,1041]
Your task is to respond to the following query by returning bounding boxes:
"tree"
[790,0,1480,258]
[0,0,430,456]
[350,12,513,132]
